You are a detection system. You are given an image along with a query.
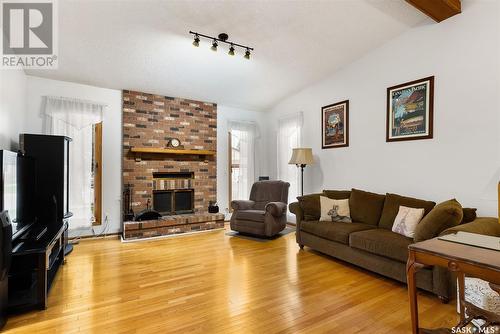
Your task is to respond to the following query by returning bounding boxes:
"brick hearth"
[122,90,219,240]
[124,213,225,240]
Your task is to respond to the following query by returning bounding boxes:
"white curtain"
[277,113,303,210]
[44,96,105,231]
[228,120,258,201]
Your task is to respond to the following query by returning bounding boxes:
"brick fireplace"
[122,90,223,240]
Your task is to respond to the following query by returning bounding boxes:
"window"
[277,113,302,215]
[228,121,257,207]
[44,96,105,231]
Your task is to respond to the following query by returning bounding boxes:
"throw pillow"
[413,199,463,242]
[320,196,351,223]
[391,206,425,238]
[349,188,386,225]
[378,193,435,230]
[297,193,322,221]
[322,190,351,200]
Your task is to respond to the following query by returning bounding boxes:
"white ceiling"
[26,0,428,111]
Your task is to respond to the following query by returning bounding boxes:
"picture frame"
[322,100,349,149]
[386,76,434,142]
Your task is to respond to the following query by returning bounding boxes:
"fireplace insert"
[153,189,194,215]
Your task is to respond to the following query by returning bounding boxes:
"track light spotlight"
[189,31,253,59]
[211,39,218,51]
[192,34,200,47]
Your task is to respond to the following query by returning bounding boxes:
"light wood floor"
[5,225,457,333]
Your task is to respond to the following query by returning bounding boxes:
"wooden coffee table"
[407,237,500,334]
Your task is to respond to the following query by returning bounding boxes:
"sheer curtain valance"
[44,96,105,132]
[44,96,106,232]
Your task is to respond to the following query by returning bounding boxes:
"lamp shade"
[289,148,314,165]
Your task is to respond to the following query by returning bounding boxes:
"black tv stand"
[8,221,68,312]
[20,225,48,242]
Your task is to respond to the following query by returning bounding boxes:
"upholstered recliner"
[230,181,290,237]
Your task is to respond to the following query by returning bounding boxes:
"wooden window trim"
[93,122,103,226]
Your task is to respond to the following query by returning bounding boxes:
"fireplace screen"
[153,191,172,214]
[152,172,195,215]
[153,190,194,215]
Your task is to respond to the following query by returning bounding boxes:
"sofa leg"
[438,295,449,304]
[299,244,304,250]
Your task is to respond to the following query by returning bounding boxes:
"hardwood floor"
[5,226,457,333]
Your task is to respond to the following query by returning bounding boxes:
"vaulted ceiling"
[26,0,428,110]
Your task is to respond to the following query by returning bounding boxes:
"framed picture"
[322,100,349,149]
[386,76,434,142]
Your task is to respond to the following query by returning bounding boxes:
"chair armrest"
[231,200,255,211]
[265,202,287,217]
[289,202,302,218]
[289,202,305,246]
[440,217,500,237]
[289,202,304,224]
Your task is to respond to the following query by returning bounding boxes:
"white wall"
[25,76,123,236]
[217,105,269,217]
[0,69,27,150]
[268,1,500,216]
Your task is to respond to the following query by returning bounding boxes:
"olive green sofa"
[289,188,500,302]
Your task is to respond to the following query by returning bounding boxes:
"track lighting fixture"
[189,31,254,59]
[192,34,200,47]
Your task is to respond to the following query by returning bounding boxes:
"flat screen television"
[0,150,36,240]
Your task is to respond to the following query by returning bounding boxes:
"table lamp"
[289,148,314,196]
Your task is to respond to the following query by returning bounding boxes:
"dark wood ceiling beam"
[405,0,461,22]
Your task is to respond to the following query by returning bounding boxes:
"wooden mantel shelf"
[130,147,216,156]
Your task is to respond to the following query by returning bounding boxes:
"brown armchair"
[230,181,290,237]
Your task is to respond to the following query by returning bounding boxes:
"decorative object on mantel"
[322,100,349,149]
[168,138,181,148]
[189,31,253,59]
[288,148,314,196]
[387,76,434,142]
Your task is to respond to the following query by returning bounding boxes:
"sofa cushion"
[378,193,435,230]
[322,190,351,200]
[301,221,375,245]
[349,189,386,226]
[297,193,322,221]
[233,210,265,223]
[349,229,413,263]
[413,199,463,242]
[461,208,477,224]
